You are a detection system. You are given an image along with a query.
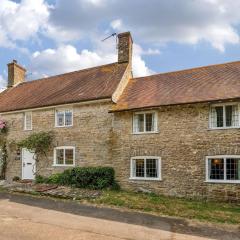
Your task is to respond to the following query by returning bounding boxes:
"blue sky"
[1,0,240,88]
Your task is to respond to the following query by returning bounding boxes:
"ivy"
[0,120,8,179]
[18,131,54,157]
[0,142,7,179]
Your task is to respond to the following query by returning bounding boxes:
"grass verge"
[87,190,240,225]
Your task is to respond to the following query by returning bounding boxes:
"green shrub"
[35,175,48,183]
[47,173,63,184]
[36,167,118,190]
[12,176,20,182]
[111,181,121,191]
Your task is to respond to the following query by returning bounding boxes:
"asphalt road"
[0,192,239,240]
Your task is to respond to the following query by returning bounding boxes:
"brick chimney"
[7,60,26,87]
[118,32,133,64]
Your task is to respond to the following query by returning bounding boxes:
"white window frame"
[53,146,75,167]
[24,111,32,131]
[130,156,161,181]
[55,108,73,127]
[132,111,158,134]
[206,155,240,183]
[209,102,240,130]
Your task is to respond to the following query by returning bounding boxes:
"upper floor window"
[24,112,32,130]
[130,156,161,180]
[53,146,75,166]
[206,156,240,183]
[210,103,239,129]
[133,111,157,134]
[55,109,73,127]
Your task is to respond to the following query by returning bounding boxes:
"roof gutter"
[109,97,240,113]
[0,97,112,115]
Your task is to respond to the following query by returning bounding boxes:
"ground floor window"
[206,155,240,183]
[130,156,161,180]
[54,146,75,166]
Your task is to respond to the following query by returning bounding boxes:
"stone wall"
[3,101,114,181]
[2,100,240,201]
[112,103,240,201]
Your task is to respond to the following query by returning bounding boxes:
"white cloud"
[133,44,160,56]
[45,24,81,43]
[30,44,115,78]
[132,55,154,77]
[132,44,157,76]
[29,43,154,79]
[0,0,50,47]
[48,0,240,51]
[0,0,239,52]
[110,19,123,30]
[0,75,7,91]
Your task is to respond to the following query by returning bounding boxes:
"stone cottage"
[0,31,240,201]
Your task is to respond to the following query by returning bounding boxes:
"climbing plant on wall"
[17,131,54,159]
[0,120,8,179]
[17,131,54,177]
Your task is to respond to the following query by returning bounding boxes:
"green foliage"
[110,181,121,191]
[35,175,48,183]
[12,176,20,182]
[36,167,118,190]
[18,131,54,155]
[0,142,7,180]
[48,173,63,184]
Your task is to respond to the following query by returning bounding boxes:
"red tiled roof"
[111,61,240,112]
[0,62,128,113]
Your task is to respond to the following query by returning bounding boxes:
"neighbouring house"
[0,31,240,201]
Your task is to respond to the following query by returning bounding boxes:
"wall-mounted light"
[213,159,222,165]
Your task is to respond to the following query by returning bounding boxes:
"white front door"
[22,148,36,180]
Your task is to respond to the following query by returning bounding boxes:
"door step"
[19,179,33,184]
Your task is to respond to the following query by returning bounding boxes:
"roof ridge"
[132,60,240,81]
[19,62,118,86]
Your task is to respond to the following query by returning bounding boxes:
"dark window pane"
[215,107,223,127]
[209,158,224,180]
[146,159,158,178]
[56,149,64,165]
[226,105,233,127]
[57,111,64,126]
[65,149,74,165]
[226,158,240,180]
[135,159,144,177]
[137,114,144,132]
[145,113,154,132]
[65,111,72,126]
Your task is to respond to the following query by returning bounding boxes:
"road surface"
[0,192,239,240]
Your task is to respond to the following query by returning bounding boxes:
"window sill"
[55,125,73,128]
[132,131,159,135]
[52,164,75,167]
[205,180,240,184]
[23,129,32,131]
[129,177,161,181]
[208,126,240,131]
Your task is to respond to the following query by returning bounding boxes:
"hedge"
[36,167,120,190]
